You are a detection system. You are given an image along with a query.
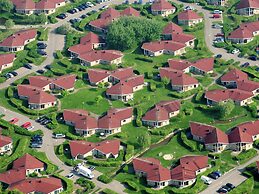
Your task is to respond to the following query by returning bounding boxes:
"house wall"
[133,84,144,92]
[169,110,180,118]
[25,167,44,176]
[106,93,134,102]
[237,8,259,16]
[192,135,204,142]
[221,81,237,88]
[170,179,196,188]
[147,179,171,189]
[120,117,132,126]
[237,98,253,106]
[0,61,14,73]
[178,18,203,27]
[228,37,253,44]
[0,46,24,52]
[228,142,253,151]
[205,143,228,152]
[49,187,63,194]
[0,143,12,154]
[207,0,227,6]
[142,120,170,128]
[97,127,121,135]
[171,83,199,92]
[151,9,175,17]
[29,101,57,110]
[75,128,96,137]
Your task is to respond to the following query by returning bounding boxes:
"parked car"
[21,122,32,129]
[36,69,45,74]
[213,10,222,14]
[101,5,109,10]
[213,14,221,18]
[209,172,219,179]
[40,119,51,125]
[222,185,231,192]
[68,9,76,14]
[215,33,224,37]
[32,135,42,141]
[24,63,32,69]
[212,24,223,29]
[214,171,222,177]
[38,50,47,56]
[30,143,42,148]
[231,48,240,54]
[37,42,47,48]
[201,175,212,185]
[241,62,250,68]
[249,55,257,61]
[81,14,87,19]
[88,166,95,171]
[10,71,18,76]
[184,6,193,10]
[27,126,34,130]
[215,54,222,58]
[44,65,51,70]
[255,67,259,72]
[217,187,228,193]
[66,173,74,179]
[57,13,67,19]
[53,133,65,139]
[5,73,14,79]
[226,183,235,190]
[9,118,19,124]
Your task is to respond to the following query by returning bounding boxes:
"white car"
[65,173,74,179]
[231,48,240,54]
[27,126,34,130]
[213,10,222,14]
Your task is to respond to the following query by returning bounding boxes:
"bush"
[144,188,165,194]
[123,180,139,191]
[179,132,196,151]
[135,118,142,127]
[97,174,112,184]
[76,178,95,191]
[55,50,63,59]
[149,82,156,92]
[124,145,134,161]
[56,24,70,35]
[235,149,257,162]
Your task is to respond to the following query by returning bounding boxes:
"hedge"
[76,177,95,191]
[171,86,203,99]
[144,188,165,194]
[55,50,63,59]
[38,27,49,41]
[179,132,196,151]
[124,145,134,161]
[86,157,121,167]
[123,180,139,191]
[97,174,112,184]
[102,188,118,194]
[235,149,257,162]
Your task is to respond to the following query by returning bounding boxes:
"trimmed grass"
[60,87,110,115]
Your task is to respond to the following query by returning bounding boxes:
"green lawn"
[60,87,110,115]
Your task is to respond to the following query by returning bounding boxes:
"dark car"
[36,117,45,122]
[44,65,51,70]
[57,13,67,19]
[36,69,45,74]
[222,185,231,192]
[217,187,228,193]
[68,9,76,14]
[37,42,47,47]
[226,183,235,190]
[209,172,219,180]
[255,67,259,72]
[10,71,18,76]
[81,14,87,19]
[38,50,47,56]
[249,56,257,61]
[215,54,222,58]
[241,62,250,68]
[214,171,222,177]
[24,63,32,69]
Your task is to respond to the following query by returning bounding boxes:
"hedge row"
[97,174,112,184]
[123,180,139,191]
[124,145,134,161]
[235,149,257,162]
[53,174,74,194]
[86,157,121,167]
[171,86,203,99]
[102,188,118,194]
[179,132,196,152]
[75,177,95,191]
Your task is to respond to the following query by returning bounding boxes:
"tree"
[95,95,103,104]
[4,19,14,29]
[107,16,163,51]
[137,132,151,148]
[216,100,235,118]
[56,24,70,35]
[0,0,13,12]
[161,77,170,87]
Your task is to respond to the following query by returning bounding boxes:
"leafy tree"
[95,95,103,104]
[161,77,170,87]
[0,0,13,12]
[137,132,151,148]
[216,100,235,118]
[107,16,163,51]
[56,24,70,35]
[61,90,68,97]
[4,19,14,29]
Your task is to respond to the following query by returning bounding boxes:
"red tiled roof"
[35,0,56,10]
[29,74,76,90]
[192,57,214,73]
[121,7,140,17]
[0,29,37,47]
[163,22,183,34]
[69,139,120,157]
[171,32,195,44]
[142,100,180,122]
[63,109,97,130]
[69,140,96,158]
[160,68,198,86]
[89,18,112,31]
[228,127,253,143]
[0,135,12,148]
[95,139,120,155]
[170,165,196,181]
[256,161,259,170]
[204,128,229,144]
[237,79,259,93]
[79,50,123,63]
[110,67,134,80]
[11,0,65,10]
[236,0,259,9]
[0,168,26,185]
[179,155,209,171]
[178,10,202,21]
[190,121,216,139]
[151,0,175,11]
[80,32,105,45]
[106,75,144,95]
[220,69,248,82]
[205,89,253,102]
[168,59,191,71]
[228,21,259,39]
[235,120,259,137]
[100,8,121,19]
[68,43,93,55]
[17,85,57,104]
[13,154,44,170]
[0,53,16,69]
[88,69,110,84]
[9,177,63,194]
[98,107,133,129]
[133,158,171,181]
[11,0,35,10]
[142,41,186,53]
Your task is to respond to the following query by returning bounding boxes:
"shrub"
[235,149,257,162]
[135,118,142,127]
[179,132,196,151]
[144,188,165,194]
[149,82,156,92]
[56,24,70,35]
[76,178,95,190]
[102,188,118,194]
[124,145,134,161]
[123,180,139,191]
[55,50,63,59]
[97,174,112,184]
